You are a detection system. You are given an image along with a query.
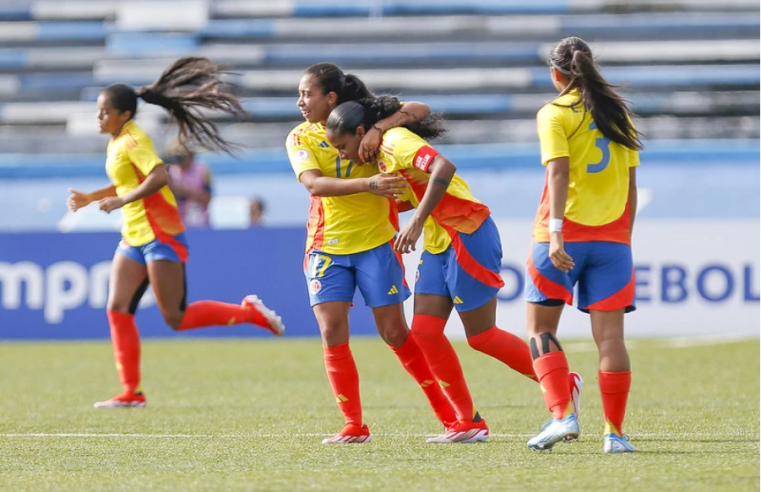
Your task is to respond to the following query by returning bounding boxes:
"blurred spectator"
[249,197,266,227]
[166,141,212,229]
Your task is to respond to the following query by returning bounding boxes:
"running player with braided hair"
[325,96,583,443]
[523,37,643,453]
[67,57,284,409]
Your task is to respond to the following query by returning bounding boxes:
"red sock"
[411,314,477,422]
[390,334,458,427]
[178,300,268,330]
[323,343,362,426]
[599,371,631,436]
[533,351,571,420]
[107,310,141,395]
[467,326,538,382]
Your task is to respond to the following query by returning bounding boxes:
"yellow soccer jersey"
[286,121,397,255]
[533,89,639,244]
[377,128,490,254]
[105,120,184,246]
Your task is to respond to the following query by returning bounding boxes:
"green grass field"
[0,337,758,491]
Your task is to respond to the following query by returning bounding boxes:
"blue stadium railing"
[5,64,758,94]
[3,0,757,21]
[1,139,757,179]
[0,13,757,41]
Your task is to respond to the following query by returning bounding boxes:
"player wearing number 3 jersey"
[524,37,643,453]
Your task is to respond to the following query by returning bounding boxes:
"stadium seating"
[0,0,757,229]
[0,0,757,151]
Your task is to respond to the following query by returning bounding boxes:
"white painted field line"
[663,334,753,348]
[0,432,756,439]
[564,335,753,354]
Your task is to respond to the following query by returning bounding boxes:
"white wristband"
[549,218,563,233]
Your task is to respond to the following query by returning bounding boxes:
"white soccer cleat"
[540,372,584,441]
[321,424,371,444]
[241,294,285,336]
[604,433,635,453]
[426,419,489,443]
[93,392,146,409]
[569,372,584,418]
[528,414,580,451]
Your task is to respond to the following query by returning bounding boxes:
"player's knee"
[596,335,627,357]
[162,310,184,330]
[529,332,563,359]
[107,300,130,314]
[379,325,409,347]
[318,322,349,345]
[463,322,491,341]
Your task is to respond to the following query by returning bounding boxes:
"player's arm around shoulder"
[358,100,431,163]
[299,169,406,199]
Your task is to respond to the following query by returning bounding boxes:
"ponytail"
[549,37,643,151]
[137,57,245,153]
[340,74,373,104]
[102,57,246,154]
[326,95,446,141]
[304,63,374,104]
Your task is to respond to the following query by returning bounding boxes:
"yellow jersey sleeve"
[627,148,641,168]
[380,128,438,173]
[537,104,570,166]
[125,130,163,177]
[286,124,322,179]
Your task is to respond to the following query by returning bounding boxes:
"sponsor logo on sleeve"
[413,146,439,172]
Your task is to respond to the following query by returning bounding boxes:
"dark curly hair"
[326,96,446,141]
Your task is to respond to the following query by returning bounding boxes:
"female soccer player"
[67,57,284,409]
[521,37,642,453]
[325,97,582,443]
[286,63,458,444]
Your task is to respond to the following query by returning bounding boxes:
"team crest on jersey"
[310,279,322,294]
[296,149,310,162]
[378,160,387,172]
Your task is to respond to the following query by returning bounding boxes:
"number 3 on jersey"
[587,122,611,174]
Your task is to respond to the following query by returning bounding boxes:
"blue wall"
[0,228,376,340]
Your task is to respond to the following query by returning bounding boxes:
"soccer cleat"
[241,294,285,336]
[426,419,489,443]
[569,372,583,418]
[321,424,371,444]
[564,372,584,441]
[527,414,580,451]
[93,392,146,409]
[604,433,635,453]
[541,372,584,440]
